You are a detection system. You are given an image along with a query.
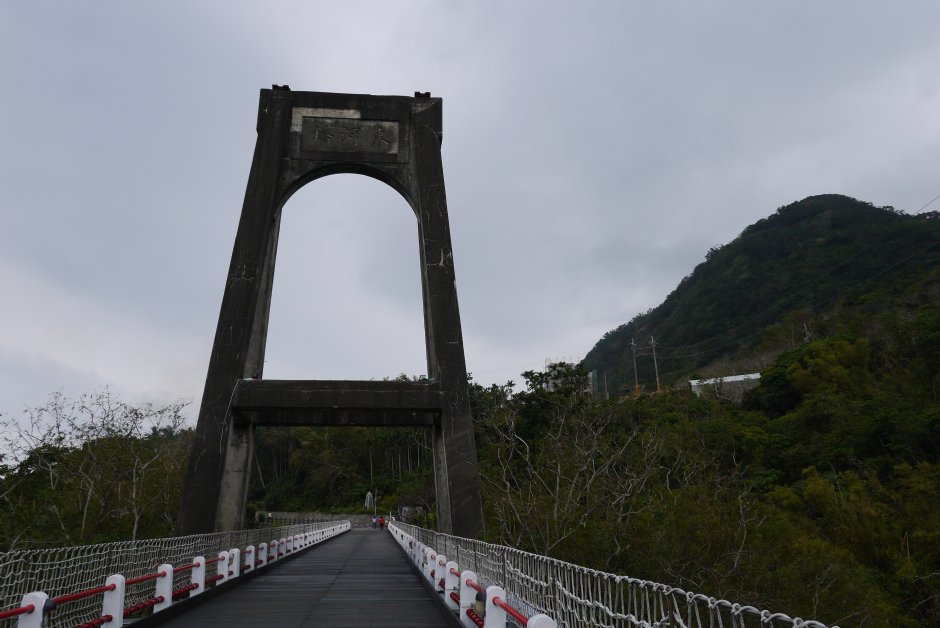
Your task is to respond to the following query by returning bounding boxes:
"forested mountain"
[515,193,939,625]
[471,195,940,624]
[583,194,940,392]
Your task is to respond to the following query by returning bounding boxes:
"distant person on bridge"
[372,515,377,529]
[378,516,385,529]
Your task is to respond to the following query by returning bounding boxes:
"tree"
[0,391,190,549]
[478,365,662,563]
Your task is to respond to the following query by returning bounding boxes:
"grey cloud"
[2,1,940,418]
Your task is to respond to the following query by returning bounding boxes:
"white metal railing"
[390,522,838,628]
[0,521,350,627]
[390,523,556,628]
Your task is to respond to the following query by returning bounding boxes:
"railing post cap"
[528,614,558,628]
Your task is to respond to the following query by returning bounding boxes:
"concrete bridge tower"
[177,87,484,538]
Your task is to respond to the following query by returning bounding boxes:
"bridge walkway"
[158,528,453,627]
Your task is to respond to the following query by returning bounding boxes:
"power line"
[913,194,940,213]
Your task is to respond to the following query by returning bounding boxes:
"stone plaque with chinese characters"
[300,117,399,155]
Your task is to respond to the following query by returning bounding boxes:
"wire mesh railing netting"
[393,522,838,628]
[0,522,340,627]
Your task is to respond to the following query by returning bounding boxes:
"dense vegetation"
[1,194,937,625]
[0,390,439,545]
[247,420,437,524]
[583,194,940,393]
[0,393,189,548]
[474,318,939,625]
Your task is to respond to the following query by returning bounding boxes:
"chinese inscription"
[300,117,399,155]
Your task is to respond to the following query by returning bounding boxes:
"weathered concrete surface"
[177,88,483,538]
[230,379,445,426]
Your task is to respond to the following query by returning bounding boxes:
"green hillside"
[583,194,940,392]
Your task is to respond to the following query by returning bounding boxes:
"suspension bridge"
[0,89,842,627]
[0,518,837,628]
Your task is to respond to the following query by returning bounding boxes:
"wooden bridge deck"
[157,528,455,627]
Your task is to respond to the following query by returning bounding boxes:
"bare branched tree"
[0,391,190,549]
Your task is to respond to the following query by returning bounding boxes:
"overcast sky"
[1,1,939,421]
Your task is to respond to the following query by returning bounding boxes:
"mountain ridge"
[583,194,940,393]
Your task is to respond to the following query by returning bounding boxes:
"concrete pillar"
[177,88,292,534]
[177,88,483,537]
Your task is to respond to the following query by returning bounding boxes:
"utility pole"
[802,321,814,343]
[630,338,641,395]
[650,336,661,393]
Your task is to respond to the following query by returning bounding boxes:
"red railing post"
[191,556,206,597]
[257,543,268,567]
[417,544,427,574]
[244,546,256,573]
[459,570,480,627]
[435,554,447,592]
[230,547,242,579]
[483,585,507,627]
[445,561,461,611]
[8,591,46,628]
[426,550,436,584]
[216,551,230,584]
[426,549,439,584]
[101,574,125,627]
[154,563,173,613]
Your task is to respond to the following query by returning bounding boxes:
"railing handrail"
[389,522,556,628]
[0,522,351,627]
[0,606,34,621]
[391,521,839,628]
